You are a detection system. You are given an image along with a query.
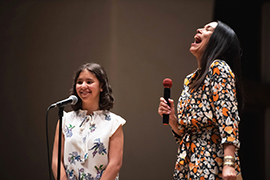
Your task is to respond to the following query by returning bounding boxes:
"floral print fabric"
[173,60,241,179]
[62,110,126,180]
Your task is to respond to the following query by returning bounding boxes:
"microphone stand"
[57,106,64,180]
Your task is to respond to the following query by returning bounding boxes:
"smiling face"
[75,69,102,111]
[190,22,218,61]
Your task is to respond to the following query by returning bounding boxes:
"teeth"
[194,37,201,44]
[193,35,202,44]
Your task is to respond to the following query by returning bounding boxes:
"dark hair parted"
[189,20,244,113]
[70,63,114,111]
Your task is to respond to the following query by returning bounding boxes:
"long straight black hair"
[189,21,244,113]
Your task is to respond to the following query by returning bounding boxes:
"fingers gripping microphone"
[163,78,172,125]
[49,95,78,109]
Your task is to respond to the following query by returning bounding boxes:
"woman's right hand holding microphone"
[158,97,180,134]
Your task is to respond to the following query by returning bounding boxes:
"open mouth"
[80,91,91,96]
[194,36,202,44]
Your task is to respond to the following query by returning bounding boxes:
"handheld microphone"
[49,95,78,109]
[163,78,172,125]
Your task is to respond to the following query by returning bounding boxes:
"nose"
[81,81,87,88]
[197,28,203,34]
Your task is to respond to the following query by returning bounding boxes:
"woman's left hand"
[222,166,236,180]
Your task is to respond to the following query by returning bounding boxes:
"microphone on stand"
[47,95,78,180]
[49,95,78,109]
[46,96,78,180]
[163,78,172,125]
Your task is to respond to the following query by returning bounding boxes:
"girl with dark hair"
[52,63,126,180]
[158,21,243,180]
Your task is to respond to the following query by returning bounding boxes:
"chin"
[189,47,197,56]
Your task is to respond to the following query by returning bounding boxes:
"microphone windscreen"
[70,95,78,105]
[163,78,172,88]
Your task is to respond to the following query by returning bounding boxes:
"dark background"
[214,1,270,179]
[0,0,269,179]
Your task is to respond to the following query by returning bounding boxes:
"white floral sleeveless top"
[62,109,126,180]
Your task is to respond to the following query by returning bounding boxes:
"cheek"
[200,38,210,51]
[202,34,211,45]
[75,84,80,93]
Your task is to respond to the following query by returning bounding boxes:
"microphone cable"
[46,106,52,180]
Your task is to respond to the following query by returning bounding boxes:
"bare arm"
[100,125,124,180]
[52,121,67,180]
[222,144,236,180]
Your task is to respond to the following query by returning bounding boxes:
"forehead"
[204,22,218,29]
[78,69,96,78]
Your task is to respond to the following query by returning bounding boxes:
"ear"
[100,84,103,92]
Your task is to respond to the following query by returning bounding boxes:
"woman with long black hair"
[158,21,243,180]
